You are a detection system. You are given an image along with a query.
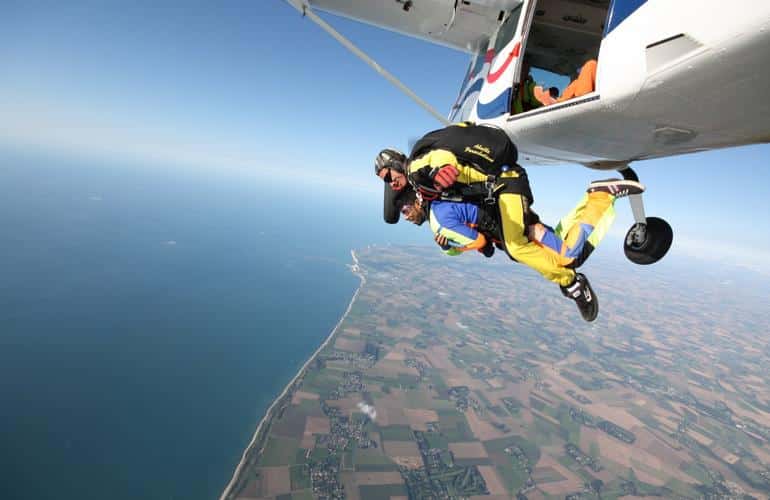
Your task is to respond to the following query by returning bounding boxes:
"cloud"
[357,402,377,421]
[585,208,770,277]
[673,235,770,276]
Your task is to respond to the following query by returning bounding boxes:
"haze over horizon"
[2,2,770,275]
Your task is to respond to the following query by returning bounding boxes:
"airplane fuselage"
[458,0,770,166]
[291,0,770,168]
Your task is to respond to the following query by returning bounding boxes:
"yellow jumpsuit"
[409,150,616,287]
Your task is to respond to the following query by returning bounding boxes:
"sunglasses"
[382,167,406,184]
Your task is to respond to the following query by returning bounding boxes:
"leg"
[497,172,603,321]
[556,191,616,267]
[529,191,617,268]
[557,59,597,102]
[498,191,576,287]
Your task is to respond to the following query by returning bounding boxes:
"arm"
[429,202,487,256]
[526,80,543,109]
[408,149,488,189]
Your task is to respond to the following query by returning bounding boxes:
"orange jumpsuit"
[558,60,597,102]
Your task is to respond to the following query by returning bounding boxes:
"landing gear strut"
[618,166,673,265]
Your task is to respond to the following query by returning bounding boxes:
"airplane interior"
[520,0,611,104]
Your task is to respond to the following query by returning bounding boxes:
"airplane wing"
[290,0,521,53]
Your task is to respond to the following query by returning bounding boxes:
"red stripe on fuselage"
[486,42,520,84]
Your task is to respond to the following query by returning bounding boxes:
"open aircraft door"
[474,0,538,121]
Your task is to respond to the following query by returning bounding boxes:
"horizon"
[2,2,770,276]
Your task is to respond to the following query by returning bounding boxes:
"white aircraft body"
[284,0,770,264]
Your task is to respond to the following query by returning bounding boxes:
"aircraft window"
[493,7,522,55]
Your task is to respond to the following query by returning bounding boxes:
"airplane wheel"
[624,217,673,265]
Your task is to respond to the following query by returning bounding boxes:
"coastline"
[219,249,365,500]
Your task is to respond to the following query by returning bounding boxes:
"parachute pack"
[408,122,532,205]
[408,122,518,177]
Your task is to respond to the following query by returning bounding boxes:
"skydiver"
[392,182,642,322]
[374,123,644,322]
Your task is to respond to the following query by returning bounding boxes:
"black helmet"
[374,148,406,175]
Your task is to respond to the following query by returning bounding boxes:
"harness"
[444,164,534,206]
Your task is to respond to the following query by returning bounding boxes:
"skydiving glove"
[433,165,459,190]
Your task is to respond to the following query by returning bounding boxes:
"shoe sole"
[588,179,645,196]
[579,276,599,322]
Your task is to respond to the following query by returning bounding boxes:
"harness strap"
[494,175,534,204]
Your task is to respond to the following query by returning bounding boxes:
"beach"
[219,250,365,499]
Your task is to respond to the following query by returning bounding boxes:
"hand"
[434,233,451,250]
[433,165,458,190]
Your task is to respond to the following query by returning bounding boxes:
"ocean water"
[0,150,402,499]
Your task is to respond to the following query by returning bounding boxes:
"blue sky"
[2,2,770,274]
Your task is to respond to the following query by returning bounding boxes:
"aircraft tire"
[623,217,673,265]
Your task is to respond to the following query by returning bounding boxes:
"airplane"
[284,0,770,265]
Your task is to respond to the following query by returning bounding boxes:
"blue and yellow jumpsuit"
[412,154,618,286]
[429,201,490,256]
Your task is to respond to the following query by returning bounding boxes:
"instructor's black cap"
[375,148,406,176]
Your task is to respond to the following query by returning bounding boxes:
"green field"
[424,432,450,450]
[301,369,343,395]
[310,446,331,462]
[353,446,397,471]
[358,484,408,500]
[290,464,311,490]
[496,464,530,494]
[680,461,710,484]
[378,425,415,441]
[404,388,434,408]
[532,466,567,483]
[438,410,475,442]
[556,405,581,444]
[259,436,302,466]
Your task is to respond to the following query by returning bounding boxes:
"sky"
[2,1,770,275]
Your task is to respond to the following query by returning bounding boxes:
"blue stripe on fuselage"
[476,87,512,119]
[604,0,647,37]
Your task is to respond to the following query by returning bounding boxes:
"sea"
[0,149,421,500]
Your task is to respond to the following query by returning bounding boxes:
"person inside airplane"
[512,59,544,114]
[534,85,558,105]
[374,123,644,322]
[557,59,598,102]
